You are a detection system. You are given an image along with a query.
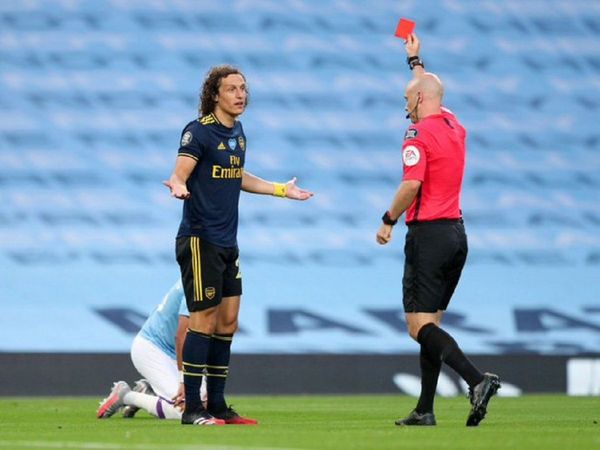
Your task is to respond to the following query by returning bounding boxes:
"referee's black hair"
[199,65,248,116]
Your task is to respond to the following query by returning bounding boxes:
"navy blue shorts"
[176,236,242,312]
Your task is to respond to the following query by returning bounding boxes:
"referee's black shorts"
[176,236,243,313]
[402,219,467,313]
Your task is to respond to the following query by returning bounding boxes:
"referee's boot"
[395,409,436,426]
[466,372,501,427]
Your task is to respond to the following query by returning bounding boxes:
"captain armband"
[273,182,288,198]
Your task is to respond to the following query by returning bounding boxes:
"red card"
[394,18,415,39]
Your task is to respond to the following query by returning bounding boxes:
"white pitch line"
[0,442,302,450]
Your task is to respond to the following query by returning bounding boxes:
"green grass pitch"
[0,395,598,450]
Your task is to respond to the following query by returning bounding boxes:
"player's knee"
[189,309,218,334]
[217,318,238,334]
[230,319,238,332]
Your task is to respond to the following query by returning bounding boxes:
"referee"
[164,65,313,426]
[376,34,500,427]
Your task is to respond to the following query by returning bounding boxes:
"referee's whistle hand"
[376,224,393,245]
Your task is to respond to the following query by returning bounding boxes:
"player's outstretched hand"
[405,33,420,58]
[376,223,393,245]
[285,177,314,200]
[163,180,190,200]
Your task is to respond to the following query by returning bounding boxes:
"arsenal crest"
[205,287,216,300]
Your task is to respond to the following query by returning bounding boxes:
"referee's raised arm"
[405,33,425,78]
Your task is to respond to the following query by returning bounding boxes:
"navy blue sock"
[206,333,233,413]
[415,344,441,414]
[182,329,212,413]
[417,323,484,388]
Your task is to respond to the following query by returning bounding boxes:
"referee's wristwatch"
[407,55,424,70]
[381,211,398,226]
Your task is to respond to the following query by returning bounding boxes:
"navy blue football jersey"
[176,113,246,247]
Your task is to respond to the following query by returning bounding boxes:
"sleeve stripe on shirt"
[178,152,199,161]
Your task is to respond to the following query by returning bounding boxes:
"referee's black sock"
[182,329,212,413]
[206,333,233,414]
[417,323,484,388]
[415,344,441,415]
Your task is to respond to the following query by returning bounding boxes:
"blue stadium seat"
[0,0,598,354]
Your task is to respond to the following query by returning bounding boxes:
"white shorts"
[130,335,179,400]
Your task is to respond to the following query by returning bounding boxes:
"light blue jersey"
[139,280,189,360]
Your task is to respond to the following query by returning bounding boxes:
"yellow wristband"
[273,182,287,198]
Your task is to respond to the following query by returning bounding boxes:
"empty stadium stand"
[0,0,598,364]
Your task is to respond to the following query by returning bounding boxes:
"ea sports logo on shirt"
[402,145,420,167]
